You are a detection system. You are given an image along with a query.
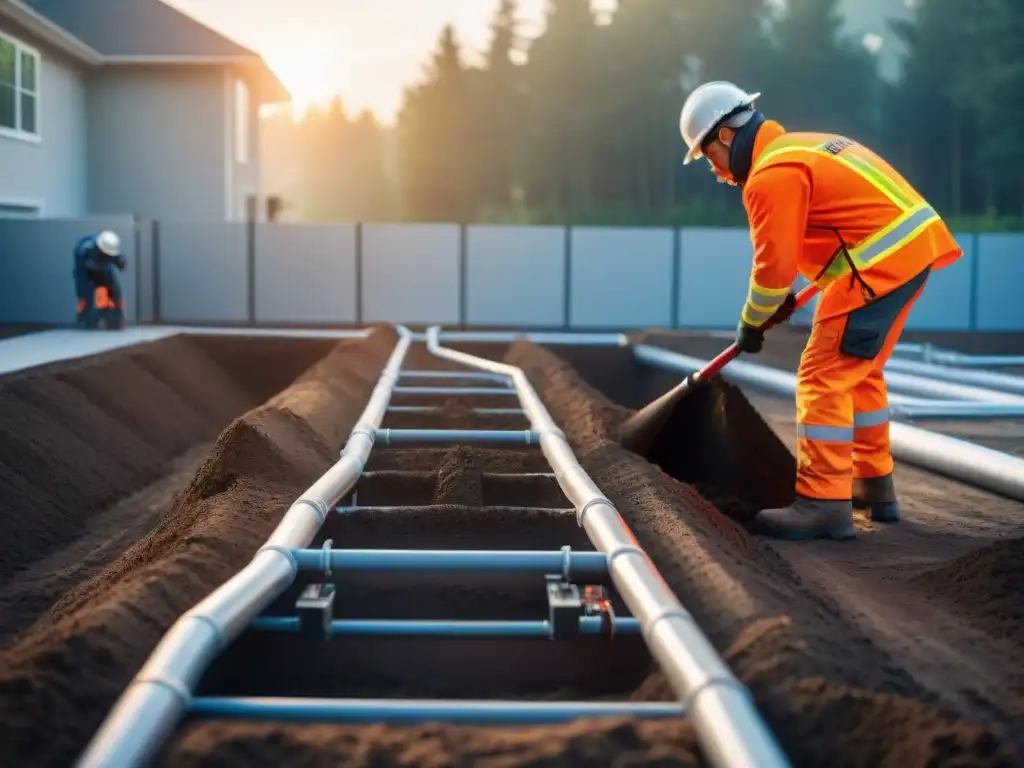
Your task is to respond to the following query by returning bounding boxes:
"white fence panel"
[361,223,461,324]
[569,227,674,328]
[254,223,358,323]
[466,225,565,326]
[975,233,1024,331]
[159,221,247,323]
[678,228,751,328]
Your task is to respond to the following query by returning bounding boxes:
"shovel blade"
[621,377,797,514]
[618,377,695,455]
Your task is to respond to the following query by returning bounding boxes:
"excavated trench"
[0,327,1019,766]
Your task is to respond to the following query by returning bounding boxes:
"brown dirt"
[913,537,1024,649]
[509,339,1021,766]
[2,324,1021,767]
[627,330,1024,741]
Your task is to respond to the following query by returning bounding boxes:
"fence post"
[563,225,572,329]
[458,223,468,329]
[132,213,142,325]
[152,220,162,324]
[968,231,981,331]
[245,196,257,326]
[355,221,363,326]
[671,227,681,329]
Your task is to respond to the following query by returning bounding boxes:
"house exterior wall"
[227,66,261,220]
[0,16,88,216]
[86,64,228,219]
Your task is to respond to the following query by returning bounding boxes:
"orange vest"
[739,122,962,324]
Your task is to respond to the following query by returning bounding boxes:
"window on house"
[0,202,42,218]
[234,78,249,163]
[0,33,40,139]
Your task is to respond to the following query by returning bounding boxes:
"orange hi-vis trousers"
[794,278,928,500]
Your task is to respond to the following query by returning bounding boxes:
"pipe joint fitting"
[605,542,646,568]
[349,423,376,443]
[292,497,329,525]
[131,675,194,707]
[257,543,298,575]
[577,496,615,527]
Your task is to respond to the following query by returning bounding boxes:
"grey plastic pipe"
[880,369,1024,404]
[425,327,790,768]
[432,330,630,346]
[633,345,1024,502]
[886,356,1024,397]
[895,342,1024,368]
[76,327,414,768]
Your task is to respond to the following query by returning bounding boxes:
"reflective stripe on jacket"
[739,120,962,325]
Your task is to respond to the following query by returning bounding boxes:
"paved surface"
[0,327,370,377]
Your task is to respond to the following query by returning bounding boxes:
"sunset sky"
[165,0,613,122]
[163,0,899,124]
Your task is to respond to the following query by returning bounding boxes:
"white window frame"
[234,77,249,164]
[0,31,42,143]
[0,197,45,218]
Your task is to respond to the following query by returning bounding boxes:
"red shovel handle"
[695,284,820,382]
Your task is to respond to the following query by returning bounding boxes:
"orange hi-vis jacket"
[738,120,962,327]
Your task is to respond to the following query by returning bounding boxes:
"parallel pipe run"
[336,505,575,515]
[879,369,1024,404]
[375,428,538,445]
[425,326,790,768]
[77,328,415,768]
[399,369,512,384]
[189,697,684,724]
[886,356,1024,398]
[393,386,519,396]
[889,402,1024,421]
[895,342,1024,368]
[634,344,1024,502]
[356,470,558,480]
[387,405,525,415]
[634,345,1019,413]
[432,331,630,346]
[291,547,608,577]
[251,616,642,637]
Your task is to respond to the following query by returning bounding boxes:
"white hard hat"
[679,81,761,165]
[96,230,121,257]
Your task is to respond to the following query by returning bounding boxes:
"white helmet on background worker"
[96,230,121,257]
[679,81,761,165]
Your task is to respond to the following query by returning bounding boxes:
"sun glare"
[264,49,343,120]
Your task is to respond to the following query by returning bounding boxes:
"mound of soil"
[0,329,396,768]
[0,335,332,590]
[169,719,697,767]
[434,446,484,505]
[506,339,1016,767]
[914,537,1024,650]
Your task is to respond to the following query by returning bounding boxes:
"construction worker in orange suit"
[678,81,963,540]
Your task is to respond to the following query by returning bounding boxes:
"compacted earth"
[0,325,1019,767]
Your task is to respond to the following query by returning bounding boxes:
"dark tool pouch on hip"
[840,267,931,360]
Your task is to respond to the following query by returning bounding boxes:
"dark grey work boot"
[754,496,856,541]
[852,473,900,523]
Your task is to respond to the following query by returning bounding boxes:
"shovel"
[619,284,819,455]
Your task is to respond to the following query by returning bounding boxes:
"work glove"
[767,292,797,326]
[735,320,765,354]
